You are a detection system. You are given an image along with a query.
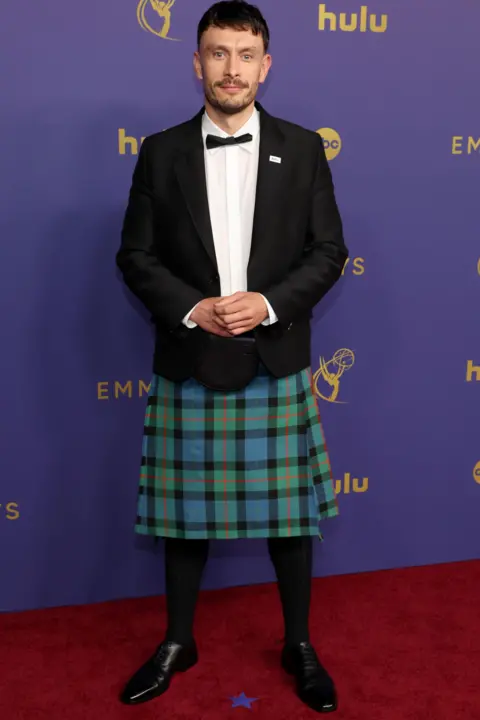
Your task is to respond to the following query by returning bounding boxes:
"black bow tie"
[205,133,253,150]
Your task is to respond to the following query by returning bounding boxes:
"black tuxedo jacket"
[117,102,348,380]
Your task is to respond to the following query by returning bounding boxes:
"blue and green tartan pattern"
[135,365,339,540]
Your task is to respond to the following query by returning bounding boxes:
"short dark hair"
[197,1,270,53]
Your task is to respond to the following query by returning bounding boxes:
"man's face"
[194,26,271,115]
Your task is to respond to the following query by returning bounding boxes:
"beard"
[205,80,258,115]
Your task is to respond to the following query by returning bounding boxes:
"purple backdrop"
[1,0,479,612]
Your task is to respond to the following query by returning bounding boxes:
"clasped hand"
[190,292,268,337]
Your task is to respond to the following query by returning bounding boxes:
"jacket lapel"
[247,104,286,280]
[174,110,218,269]
[173,103,286,277]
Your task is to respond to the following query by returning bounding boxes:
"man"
[116,1,348,713]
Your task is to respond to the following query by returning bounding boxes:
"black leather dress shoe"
[281,641,338,713]
[119,640,198,705]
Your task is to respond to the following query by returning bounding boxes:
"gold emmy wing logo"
[137,0,180,41]
[313,348,355,404]
[474,462,480,485]
[317,128,342,161]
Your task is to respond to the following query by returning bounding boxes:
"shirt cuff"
[182,302,201,328]
[260,295,278,326]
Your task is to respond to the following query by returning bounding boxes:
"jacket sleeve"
[116,136,204,331]
[263,133,348,327]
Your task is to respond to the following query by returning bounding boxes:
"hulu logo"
[335,473,369,495]
[118,129,145,155]
[466,361,480,383]
[319,4,388,33]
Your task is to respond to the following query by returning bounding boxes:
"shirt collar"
[202,106,260,153]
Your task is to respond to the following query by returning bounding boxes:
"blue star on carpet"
[230,692,259,709]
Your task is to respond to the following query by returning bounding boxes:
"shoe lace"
[300,643,322,676]
[153,643,172,667]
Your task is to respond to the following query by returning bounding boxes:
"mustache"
[215,79,248,88]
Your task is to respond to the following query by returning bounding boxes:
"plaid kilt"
[135,363,338,540]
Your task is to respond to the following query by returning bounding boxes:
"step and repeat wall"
[1,1,478,611]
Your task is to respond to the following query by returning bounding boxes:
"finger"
[195,317,229,335]
[215,291,244,306]
[214,294,245,312]
[215,302,240,316]
[208,317,233,333]
[224,318,254,330]
[211,324,235,337]
[212,314,229,328]
[230,326,252,335]
[201,320,231,336]
[225,318,255,331]
[221,311,253,326]
[216,305,251,321]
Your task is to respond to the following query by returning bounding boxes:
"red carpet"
[1,560,479,719]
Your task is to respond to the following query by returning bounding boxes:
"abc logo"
[317,128,342,161]
[474,462,480,485]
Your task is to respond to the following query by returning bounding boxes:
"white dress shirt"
[182,106,277,328]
